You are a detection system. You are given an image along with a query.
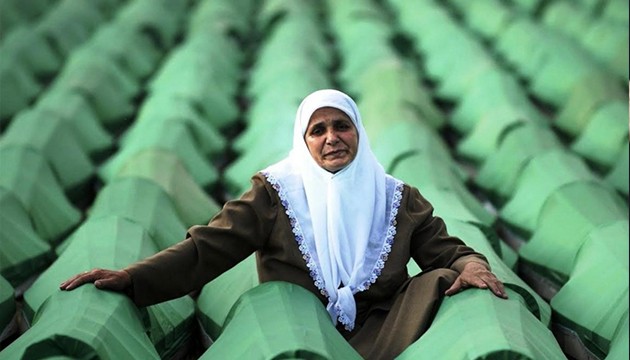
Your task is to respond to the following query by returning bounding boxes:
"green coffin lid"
[2,109,95,194]
[494,17,550,77]
[554,73,625,138]
[33,0,102,58]
[442,217,551,325]
[450,68,544,135]
[99,122,219,189]
[542,1,594,38]
[369,119,455,175]
[456,106,545,164]
[148,44,240,131]
[582,21,629,80]
[23,216,157,319]
[550,221,629,358]
[475,122,562,201]
[571,100,629,170]
[466,1,512,40]
[605,141,629,196]
[115,149,222,227]
[397,288,566,360]
[392,152,495,227]
[196,254,259,339]
[113,0,183,51]
[2,286,160,359]
[0,57,41,120]
[34,91,114,159]
[357,58,445,130]
[188,0,252,37]
[0,25,61,76]
[144,295,196,359]
[0,275,16,332]
[120,93,227,158]
[200,281,362,359]
[87,178,187,250]
[0,146,81,244]
[499,150,597,234]
[233,95,296,152]
[0,187,54,287]
[519,181,627,284]
[606,311,629,360]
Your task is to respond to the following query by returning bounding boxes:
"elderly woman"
[61,89,507,358]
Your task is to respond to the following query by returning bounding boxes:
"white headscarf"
[262,89,403,330]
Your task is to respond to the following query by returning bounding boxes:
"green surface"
[0,188,54,287]
[2,286,160,359]
[499,150,597,233]
[520,181,628,283]
[200,281,362,359]
[115,149,222,227]
[0,146,81,244]
[87,177,187,250]
[196,254,259,339]
[397,288,566,360]
[605,142,629,196]
[0,275,15,331]
[550,221,629,357]
[606,312,629,360]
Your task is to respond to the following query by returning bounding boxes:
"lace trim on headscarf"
[261,171,404,328]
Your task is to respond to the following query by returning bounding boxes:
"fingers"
[59,269,128,292]
[445,270,508,299]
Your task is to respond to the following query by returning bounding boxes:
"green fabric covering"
[357,58,445,130]
[148,41,240,131]
[115,149,222,227]
[200,281,362,359]
[0,57,41,120]
[34,91,114,159]
[188,0,252,37]
[499,150,598,234]
[450,68,545,135]
[52,51,139,128]
[87,178,187,251]
[571,100,629,170]
[0,188,54,287]
[441,218,551,326]
[74,24,162,81]
[605,142,629,196]
[519,181,628,284]
[0,25,61,76]
[542,1,594,38]
[601,0,629,23]
[196,254,259,339]
[457,0,512,40]
[392,152,495,227]
[397,288,566,359]
[143,296,196,359]
[113,0,183,51]
[606,312,629,360]
[0,275,16,331]
[23,216,157,319]
[2,286,160,359]
[369,119,457,176]
[99,122,219,189]
[0,146,81,244]
[1,109,95,194]
[550,221,629,358]
[34,0,103,58]
[456,106,544,164]
[582,21,629,80]
[120,94,227,158]
[475,122,562,201]
[554,74,625,138]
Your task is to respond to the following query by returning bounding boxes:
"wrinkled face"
[304,107,359,173]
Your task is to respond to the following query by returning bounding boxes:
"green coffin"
[605,142,629,196]
[0,275,15,333]
[397,289,566,360]
[550,221,629,358]
[520,181,628,284]
[200,281,362,359]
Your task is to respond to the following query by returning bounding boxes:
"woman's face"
[304,107,359,173]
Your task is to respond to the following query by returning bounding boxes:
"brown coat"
[124,173,489,358]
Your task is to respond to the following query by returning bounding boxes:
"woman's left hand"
[445,261,508,299]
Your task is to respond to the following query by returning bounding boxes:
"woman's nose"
[326,131,340,144]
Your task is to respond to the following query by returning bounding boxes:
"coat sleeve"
[405,185,490,273]
[123,175,277,307]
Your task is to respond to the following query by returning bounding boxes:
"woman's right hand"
[59,268,131,292]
